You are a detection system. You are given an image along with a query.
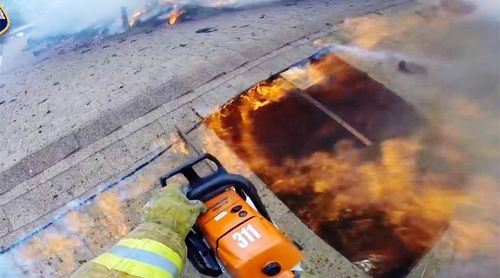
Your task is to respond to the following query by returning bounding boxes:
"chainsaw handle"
[160,153,272,222]
[187,173,272,222]
[159,153,226,187]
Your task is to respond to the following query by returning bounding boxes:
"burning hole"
[204,51,479,277]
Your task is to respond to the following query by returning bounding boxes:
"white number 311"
[232,224,262,248]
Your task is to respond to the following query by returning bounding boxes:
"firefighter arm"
[71,183,206,278]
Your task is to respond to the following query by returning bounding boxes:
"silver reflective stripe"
[109,245,178,277]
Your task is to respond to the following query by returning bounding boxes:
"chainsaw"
[160,153,303,278]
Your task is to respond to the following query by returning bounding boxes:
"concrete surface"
[0,0,411,185]
[0,0,413,238]
[0,0,425,277]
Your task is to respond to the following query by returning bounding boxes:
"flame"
[341,12,449,50]
[204,50,500,275]
[129,9,146,27]
[169,134,189,155]
[62,211,93,234]
[16,230,83,275]
[96,191,128,237]
[168,7,183,25]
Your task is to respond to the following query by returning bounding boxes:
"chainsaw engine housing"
[160,154,302,278]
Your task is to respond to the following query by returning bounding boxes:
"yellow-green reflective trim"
[116,238,183,271]
[93,252,174,278]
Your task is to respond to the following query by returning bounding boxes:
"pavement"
[3,0,496,276]
[7,0,486,277]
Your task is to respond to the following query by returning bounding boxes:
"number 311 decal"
[232,224,262,248]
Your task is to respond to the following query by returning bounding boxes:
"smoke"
[3,0,149,38]
[421,0,500,21]
[2,0,279,39]
[325,0,500,274]
[470,0,500,19]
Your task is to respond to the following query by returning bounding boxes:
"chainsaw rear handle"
[160,153,272,222]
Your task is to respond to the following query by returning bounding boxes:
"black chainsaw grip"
[185,230,222,277]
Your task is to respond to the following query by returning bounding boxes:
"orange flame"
[129,9,146,27]
[204,51,500,275]
[168,7,183,25]
[96,191,128,237]
[17,230,83,276]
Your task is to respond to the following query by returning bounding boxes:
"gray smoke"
[2,0,279,39]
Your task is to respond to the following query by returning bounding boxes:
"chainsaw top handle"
[159,153,272,222]
[160,153,227,187]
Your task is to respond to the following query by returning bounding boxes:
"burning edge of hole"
[202,46,455,278]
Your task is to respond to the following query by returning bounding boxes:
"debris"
[53,82,60,86]
[179,44,187,47]
[354,255,385,275]
[398,60,427,74]
[196,27,217,33]
[39,98,48,104]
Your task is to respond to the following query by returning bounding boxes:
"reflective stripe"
[109,246,179,277]
[92,238,182,278]
[93,252,173,278]
[116,238,183,271]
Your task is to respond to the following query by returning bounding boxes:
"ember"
[204,53,476,277]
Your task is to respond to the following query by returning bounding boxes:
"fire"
[204,51,500,275]
[168,6,183,25]
[62,211,93,234]
[169,134,189,155]
[96,191,128,237]
[16,229,83,275]
[129,9,146,27]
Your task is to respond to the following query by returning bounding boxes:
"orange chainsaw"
[160,153,303,278]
